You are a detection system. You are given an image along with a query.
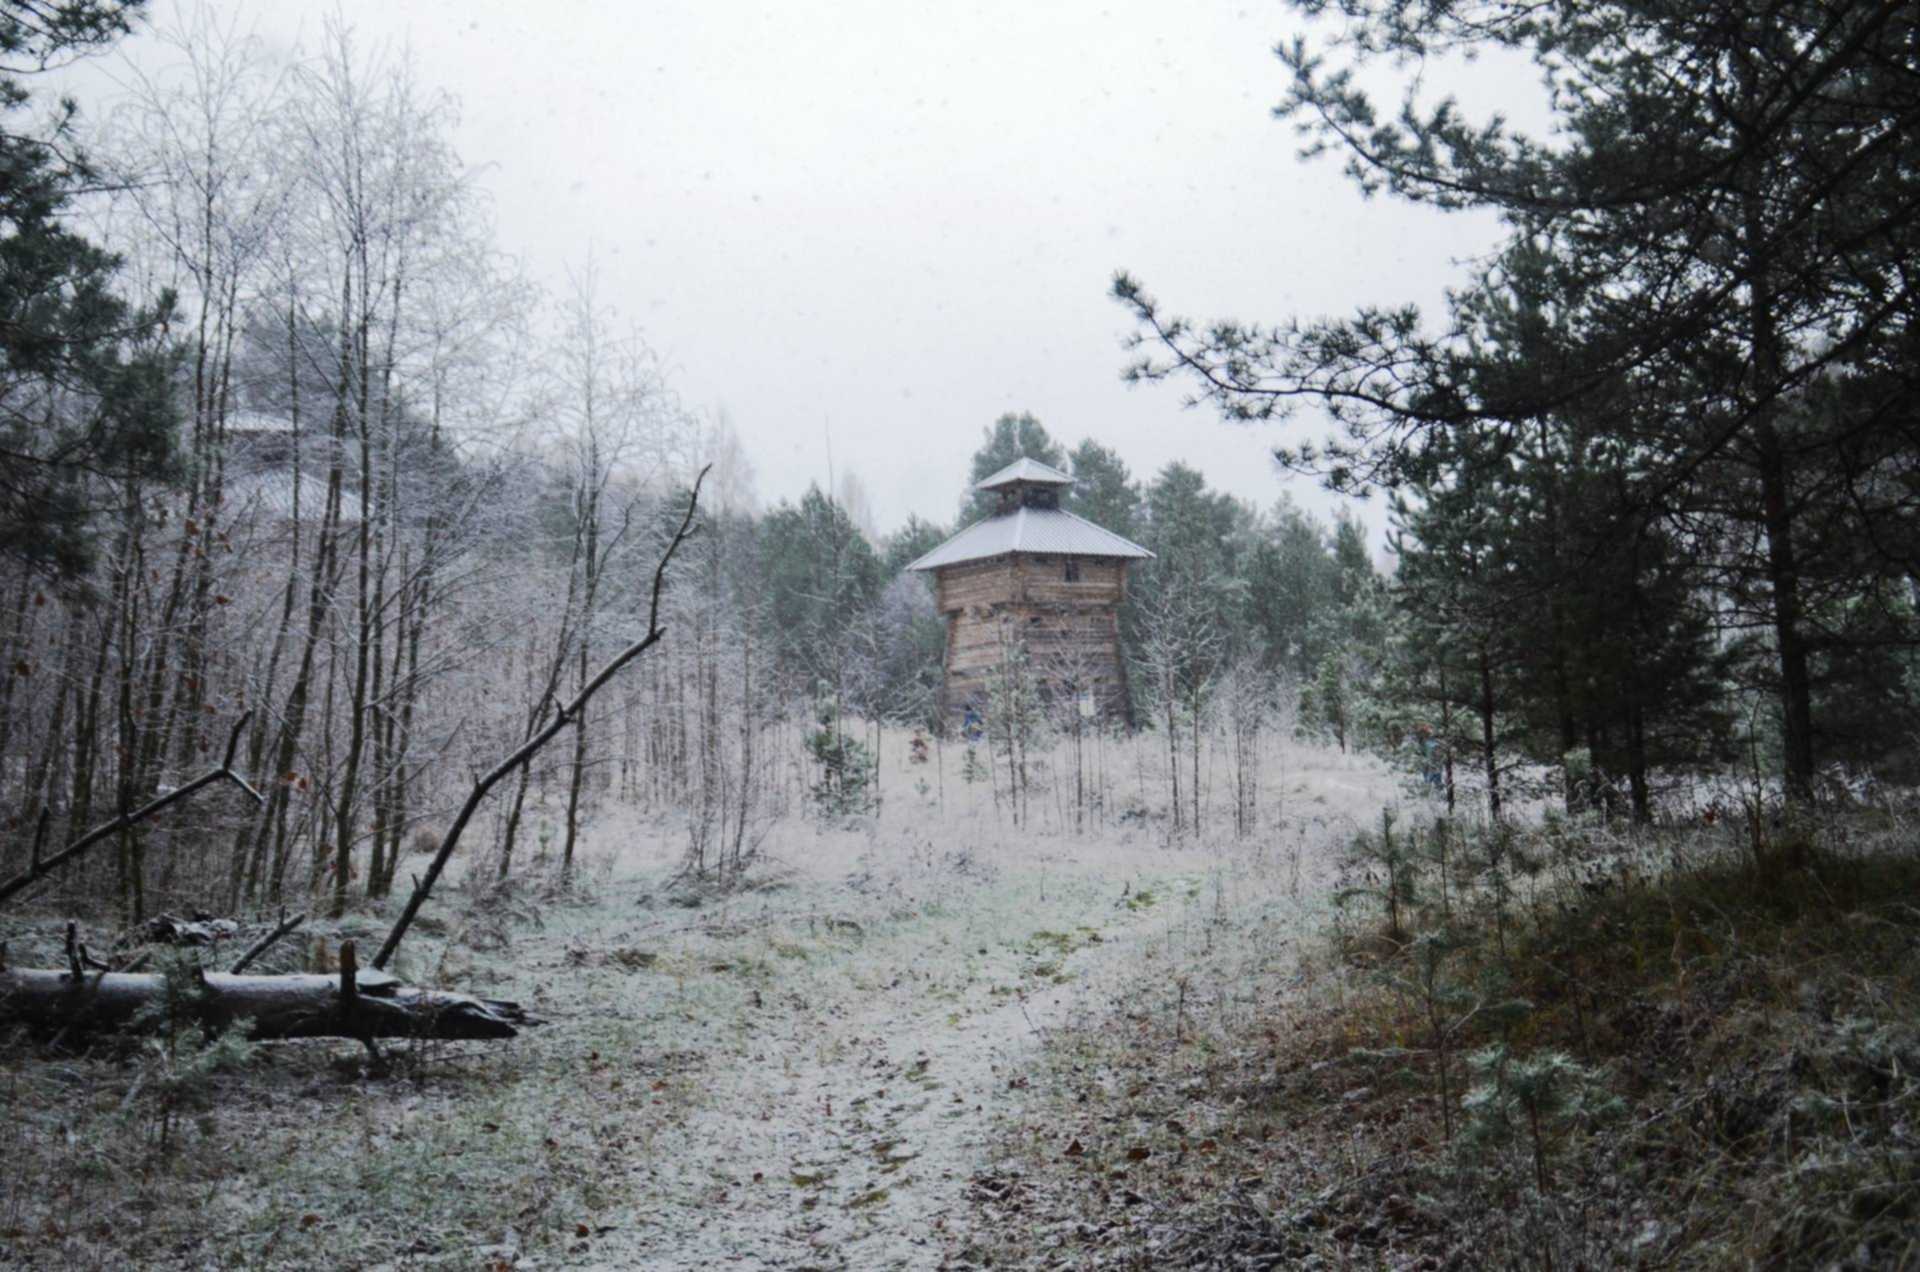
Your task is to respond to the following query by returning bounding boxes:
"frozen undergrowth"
[0,736,1398,1269]
[962,803,1920,1270]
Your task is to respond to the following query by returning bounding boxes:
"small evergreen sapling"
[1336,807,1420,942]
[125,956,258,1158]
[1460,1043,1622,1191]
[804,701,877,818]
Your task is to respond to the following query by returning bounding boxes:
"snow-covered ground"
[489,735,1403,1269]
[3,734,1404,1270]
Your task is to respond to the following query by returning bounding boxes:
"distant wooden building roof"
[974,456,1075,490]
[220,467,358,526]
[907,500,1153,572]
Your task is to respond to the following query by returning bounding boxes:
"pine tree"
[1065,439,1142,539]
[881,514,948,575]
[1387,433,1533,820]
[0,1,180,577]
[758,485,885,696]
[1115,0,1920,802]
[1244,499,1343,678]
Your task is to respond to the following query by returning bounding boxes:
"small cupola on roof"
[906,452,1152,725]
[976,456,1073,512]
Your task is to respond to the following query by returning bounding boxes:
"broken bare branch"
[229,910,307,974]
[0,712,264,911]
[373,470,709,970]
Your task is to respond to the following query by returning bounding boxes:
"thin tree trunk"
[1164,665,1180,834]
[1738,40,1815,805]
[331,307,377,920]
[1478,645,1501,822]
[0,573,35,785]
[1190,686,1201,836]
[731,625,753,875]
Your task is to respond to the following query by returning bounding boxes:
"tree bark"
[1478,643,1501,821]
[1738,39,1816,805]
[1757,426,1816,802]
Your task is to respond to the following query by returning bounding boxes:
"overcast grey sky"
[83,1,1536,547]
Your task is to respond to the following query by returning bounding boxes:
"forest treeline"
[0,5,1388,928]
[5,2,1917,933]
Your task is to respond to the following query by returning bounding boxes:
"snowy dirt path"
[496,746,1392,1270]
[580,860,1199,1270]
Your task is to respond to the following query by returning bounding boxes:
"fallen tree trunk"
[0,961,538,1042]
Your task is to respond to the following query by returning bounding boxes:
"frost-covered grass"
[13,558,1899,1268]
[1,730,1399,1269]
[969,801,1920,1270]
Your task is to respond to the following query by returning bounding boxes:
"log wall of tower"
[932,555,1134,724]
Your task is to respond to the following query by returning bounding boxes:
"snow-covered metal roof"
[219,468,361,526]
[975,456,1073,490]
[906,506,1153,571]
[223,409,298,434]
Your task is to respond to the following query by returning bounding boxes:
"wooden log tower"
[907,457,1152,726]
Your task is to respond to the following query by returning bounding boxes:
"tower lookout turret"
[907,457,1152,725]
